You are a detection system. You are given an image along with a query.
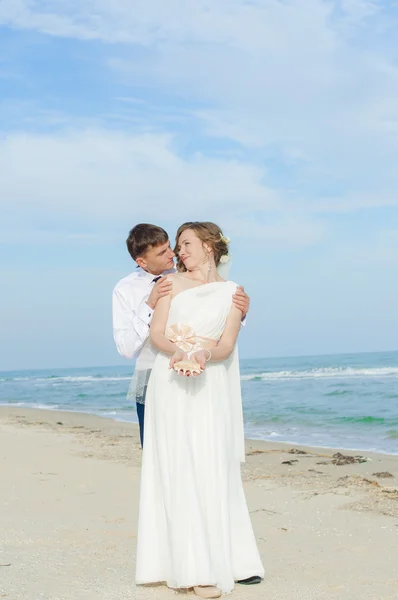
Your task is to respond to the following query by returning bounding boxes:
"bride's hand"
[190,350,208,371]
[169,349,188,369]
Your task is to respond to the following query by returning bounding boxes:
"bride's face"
[177,228,209,270]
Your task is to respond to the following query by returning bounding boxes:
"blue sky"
[1,0,398,370]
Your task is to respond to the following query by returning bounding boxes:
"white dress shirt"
[112,267,175,367]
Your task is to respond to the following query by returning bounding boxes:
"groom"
[112,223,250,447]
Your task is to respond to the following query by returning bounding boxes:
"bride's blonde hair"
[174,221,229,272]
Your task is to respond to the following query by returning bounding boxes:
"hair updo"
[174,221,229,272]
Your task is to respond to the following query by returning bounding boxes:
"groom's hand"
[147,277,172,310]
[232,286,250,317]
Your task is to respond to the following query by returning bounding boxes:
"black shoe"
[236,576,262,585]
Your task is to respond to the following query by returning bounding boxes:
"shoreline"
[1,403,397,458]
[2,405,398,493]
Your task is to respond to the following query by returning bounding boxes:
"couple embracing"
[112,221,264,598]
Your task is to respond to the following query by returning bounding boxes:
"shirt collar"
[137,266,176,284]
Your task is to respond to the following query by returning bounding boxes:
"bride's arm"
[149,291,178,355]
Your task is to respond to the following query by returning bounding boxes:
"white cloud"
[132,25,398,194]
[339,0,382,24]
[223,215,329,248]
[2,0,384,46]
[2,125,398,250]
[0,128,278,222]
[316,192,398,213]
[0,1,332,45]
[0,127,338,249]
[5,0,391,206]
[1,0,398,232]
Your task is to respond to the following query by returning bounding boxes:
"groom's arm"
[112,286,152,359]
[112,277,173,359]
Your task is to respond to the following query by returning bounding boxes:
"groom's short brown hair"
[126,223,169,261]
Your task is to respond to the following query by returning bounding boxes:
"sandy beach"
[1,407,397,600]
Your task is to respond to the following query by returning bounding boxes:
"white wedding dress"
[135,281,264,593]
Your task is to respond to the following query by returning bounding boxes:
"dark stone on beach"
[289,448,307,455]
[56,421,63,425]
[372,471,394,478]
[282,459,299,465]
[331,452,367,465]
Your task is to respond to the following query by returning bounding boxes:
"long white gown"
[135,282,264,593]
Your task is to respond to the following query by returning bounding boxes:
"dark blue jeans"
[135,371,151,448]
[136,402,145,448]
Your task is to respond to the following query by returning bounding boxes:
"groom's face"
[137,240,175,275]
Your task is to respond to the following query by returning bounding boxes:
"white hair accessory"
[220,234,231,245]
[219,254,230,264]
[217,254,231,279]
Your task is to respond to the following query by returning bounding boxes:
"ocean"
[1,350,397,455]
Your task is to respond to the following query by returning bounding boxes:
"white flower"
[220,234,231,245]
[219,254,230,264]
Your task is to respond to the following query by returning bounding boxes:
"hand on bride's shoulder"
[147,276,173,310]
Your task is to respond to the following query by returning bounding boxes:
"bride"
[135,221,264,597]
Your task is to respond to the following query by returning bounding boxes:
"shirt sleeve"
[112,286,153,359]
